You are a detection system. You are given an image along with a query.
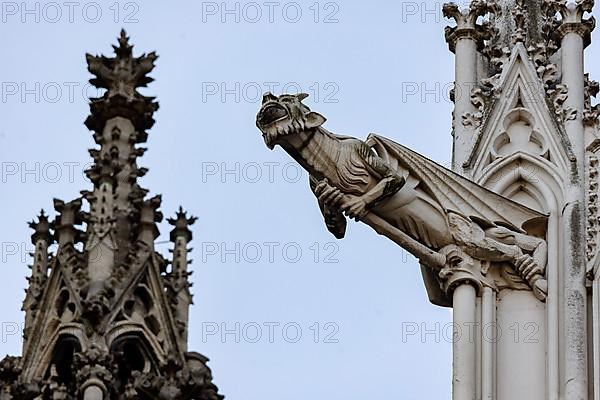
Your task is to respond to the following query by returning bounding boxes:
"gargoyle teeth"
[291,120,301,132]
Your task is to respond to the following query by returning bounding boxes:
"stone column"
[453,283,477,400]
[480,286,494,400]
[81,381,106,400]
[555,1,595,398]
[443,2,490,173]
[439,248,484,400]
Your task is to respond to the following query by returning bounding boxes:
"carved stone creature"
[256,93,549,301]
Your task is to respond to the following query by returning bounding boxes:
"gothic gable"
[467,44,574,182]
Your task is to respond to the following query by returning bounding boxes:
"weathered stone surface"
[255,1,599,398]
[0,31,223,400]
[256,92,549,303]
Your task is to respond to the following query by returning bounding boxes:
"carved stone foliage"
[584,74,600,127]
[129,353,223,400]
[462,88,487,128]
[85,29,159,134]
[462,0,596,128]
[443,1,493,53]
[0,347,222,399]
[548,84,579,123]
[479,1,560,86]
[442,2,565,132]
[0,357,22,399]
[588,156,600,263]
[545,0,596,45]
[72,345,112,394]
[527,43,560,90]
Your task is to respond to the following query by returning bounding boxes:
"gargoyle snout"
[256,102,289,128]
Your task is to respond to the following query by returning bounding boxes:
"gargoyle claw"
[342,196,368,221]
[315,179,345,209]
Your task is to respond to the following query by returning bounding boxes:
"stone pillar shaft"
[562,32,586,154]
[561,27,588,400]
[83,385,104,400]
[453,283,477,400]
[453,37,478,173]
[480,287,494,400]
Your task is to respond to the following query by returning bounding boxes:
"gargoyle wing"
[366,134,547,237]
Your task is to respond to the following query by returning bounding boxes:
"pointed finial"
[113,29,133,58]
[85,30,159,133]
[168,207,197,242]
[29,210,53,244]
[28,209,48,228]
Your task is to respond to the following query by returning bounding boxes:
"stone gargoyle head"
[256,92,326,149]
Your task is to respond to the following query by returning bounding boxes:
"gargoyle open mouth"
[257,103,288,127]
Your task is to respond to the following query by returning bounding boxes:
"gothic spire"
[1,32,224,400]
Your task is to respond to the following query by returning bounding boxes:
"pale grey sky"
[1,1,598,399]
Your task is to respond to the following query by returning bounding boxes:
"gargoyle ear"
[262,92,278,104]
[297,93,309,101]
[305,112,327,129]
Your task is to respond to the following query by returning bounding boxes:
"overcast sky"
[1,1,598,399]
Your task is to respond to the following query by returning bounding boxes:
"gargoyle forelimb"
[310,141,406,237]
[310,175,347,239]
[356,142,406,206]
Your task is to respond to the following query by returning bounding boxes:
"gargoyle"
[256,93,549,301]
